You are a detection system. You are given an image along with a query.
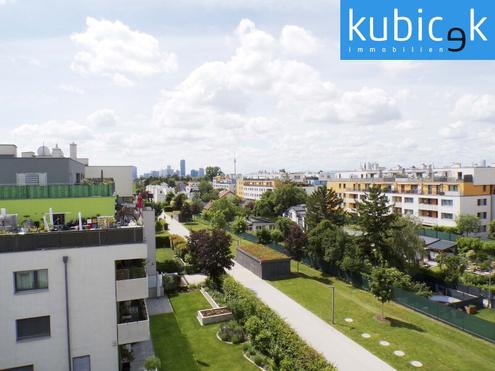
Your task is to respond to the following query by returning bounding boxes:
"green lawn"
[270,262,495,371]
[475,308,495,323]
[156,248,175,262]
[150,291,256,371]
[184,218,212,232]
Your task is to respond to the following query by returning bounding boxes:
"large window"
[14,269,48,292]
[16,316,50,341]
[441,199,453,206]
[404,197,414,203]
[477,199,488,206]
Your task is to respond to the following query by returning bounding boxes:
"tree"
[305,186,345,231]
[489,220,495,239]
[187,229,233,287]
[275,217,297,239]
[254,191,276,218]
[357,185,397,267]
[256,229,272,245]
[285,224,307,272]
[231,216,248,234]
[205,166,224,181]
[369,267,395,321]
[437,254,467,286]
[254,182,307,217]
[172,193,186,211]
[386,216,424,273]
[211,211,227,229]
[179,203,193,222]
[270,229,284,243]
[205,197,243,223]
[456,214,481,236]
[165,191,175,204]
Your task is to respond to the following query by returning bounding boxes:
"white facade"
[146,183,174,203]
[0,238,148,371]
[212,178,236,193]
[85,166,134,198]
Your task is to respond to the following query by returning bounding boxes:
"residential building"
[212,176,237,193]
[198,168,205,177]
[283,204,306,229]
[328,163,495,235]
[145,183,175,203]
[180,160,186,177]
[247,216,276,231]
[0,226,150,371]
[84,166,135,199]
[236,178,277,201]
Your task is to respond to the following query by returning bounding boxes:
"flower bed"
[236,245,290,280]
[196,307,233,326]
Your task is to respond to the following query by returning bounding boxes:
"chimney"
[70,142,77,160]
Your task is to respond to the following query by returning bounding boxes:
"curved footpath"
[163,214,395,371]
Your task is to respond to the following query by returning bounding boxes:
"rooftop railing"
[0,227,143,253]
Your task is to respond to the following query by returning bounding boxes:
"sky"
[1,0,495,175]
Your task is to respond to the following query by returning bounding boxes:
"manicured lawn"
[475,308,495,323]
[270,261,495,371]
[184,218,212,232]
[156,248,175,262]
[150,291,256,371]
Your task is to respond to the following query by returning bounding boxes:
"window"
[16,316,50,340]
[448,185,458,192]
[441,213,454,219]
[480,225,487,232]
[14,269,48,292]
[73,355,91,371]
[441,199,453,206]
[477,212,487,220]
[404,197,414,203]
[3,366,34,371]
[477,199,488,206]
[404,209,414,215]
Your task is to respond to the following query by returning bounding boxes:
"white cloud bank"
[70,17,177,86]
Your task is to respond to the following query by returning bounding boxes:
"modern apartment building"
[145,183,175,203]
[0,227,150,371]
[236,178,277,200]
[328,164,495,234]
[212,176,237,193]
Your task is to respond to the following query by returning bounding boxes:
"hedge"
[156,235,170,248]
[221,276,334,371]
[156,259,182,274]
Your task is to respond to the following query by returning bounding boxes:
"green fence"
[419,228,460,242]
[0,184,114,200]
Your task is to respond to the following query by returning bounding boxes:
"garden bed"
[236,245,290,280]
[197,307,233,326]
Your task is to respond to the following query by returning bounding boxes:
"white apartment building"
[146,183,175,203]
[212,176,237,193]
[329,164,495,235]
[85,165,135,199]
[0,226,154,371]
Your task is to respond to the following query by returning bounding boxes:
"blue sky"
[1,0,495,174]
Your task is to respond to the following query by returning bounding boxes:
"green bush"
[221,276,334,371]
[218,321,246,344]
[156,235,170,248]
[155,219,165,233]
[156,259,181,273]
[144,355,161,370]
[163,274,181,292]
[256,228,272,245]
[253,354,265,367]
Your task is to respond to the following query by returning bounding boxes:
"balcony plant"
[144,355,161,371]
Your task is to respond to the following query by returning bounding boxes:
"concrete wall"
[0,158,85,185]
[0,196,115,223]
[85,166,134,197]
[0,242,147,371]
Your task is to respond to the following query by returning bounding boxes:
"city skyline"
[2,1,495,173]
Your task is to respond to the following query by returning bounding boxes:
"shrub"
[155,219,165,233]
[242,343,251,352]
[156,259,181,274]
[156,235,170,248]
[144,356,161,370]
[270,229,284,243]
[254,329,272,355]
[253,354,265,367]
[256,228,272,245]
[245,316,263,339]
[218,321,246,343]
[162,274,180,292]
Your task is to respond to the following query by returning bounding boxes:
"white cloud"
[0,0,15,5]
[70,17,177,86]
[453,94,495,121]
[438,121,466,139]
[59,84,85,95]
[379,61,422,75]
[280,25,319,55]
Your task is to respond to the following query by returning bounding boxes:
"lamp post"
[332,286,335,324]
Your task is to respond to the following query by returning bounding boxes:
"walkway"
[163,212,190,238]
[228,262,395,371]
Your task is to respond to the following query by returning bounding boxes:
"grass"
[184,218,212,232]
[269,261,495,371]
[156,248,175,262]
[475,308,495,323]
[237,243,288,261]
[150,291,257,371]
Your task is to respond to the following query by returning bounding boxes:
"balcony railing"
[0,227,144,253]
[117,299,150,345]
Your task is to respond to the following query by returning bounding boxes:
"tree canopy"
[254,182,307,217]
[305,186,345,231]
[456,214,481,236]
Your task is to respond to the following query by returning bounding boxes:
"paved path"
[228,262,395,371]
[163,212,190,237]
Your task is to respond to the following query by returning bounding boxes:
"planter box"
[197,307,233,326]
[236,247,290,280]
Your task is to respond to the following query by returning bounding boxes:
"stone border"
[216,330,233,345]
[200,287,220,308]
[196,307,233,326]
[243,352,268,371]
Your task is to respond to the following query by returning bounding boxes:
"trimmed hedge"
[156,259,181,274]
[221,276,334,371]
[156,235,171,248]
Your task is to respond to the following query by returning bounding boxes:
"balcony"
[419,204,438,211]
[116,264,148,302]
[117,299,150,345]
[418,216,439,226]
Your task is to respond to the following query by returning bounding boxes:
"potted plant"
[144,355,161,371]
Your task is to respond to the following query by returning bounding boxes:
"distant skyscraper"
[180,159,186,177]
[198,168,205,177]
[191,169,199,177]
[165,165,173,176]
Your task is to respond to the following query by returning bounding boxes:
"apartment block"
[329,165,495,234]
[236,178,277,201]
[0,227,150,371]
[212,176,237,193]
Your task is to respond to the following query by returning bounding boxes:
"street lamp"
[329,285,335,324]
